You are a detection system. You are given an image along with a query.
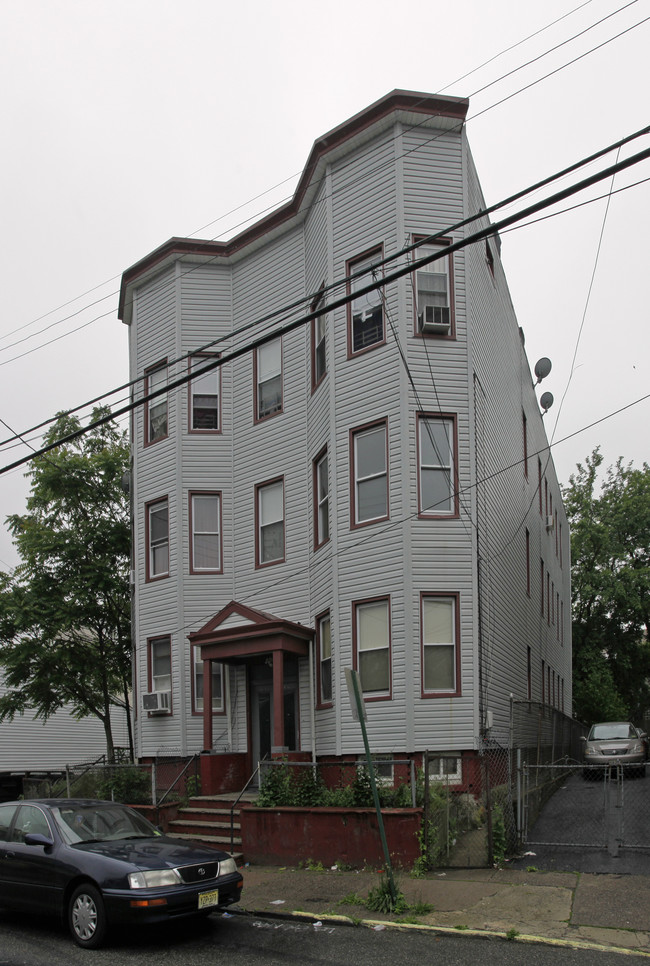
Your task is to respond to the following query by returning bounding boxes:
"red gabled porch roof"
[188,600,313,662]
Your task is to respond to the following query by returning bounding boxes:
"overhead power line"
[1,118,648,455]
[1,2,645,369]
[1,138,649,479]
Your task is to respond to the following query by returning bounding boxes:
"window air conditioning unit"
[545,515,555,531]
[142,691,171,713]
[418,304,450,334]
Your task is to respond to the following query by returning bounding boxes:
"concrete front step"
[167,792,256,860]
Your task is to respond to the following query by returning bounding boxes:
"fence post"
[410,758,416,808]
[66,766,71,798]
[484,753,494,866]
[151,761,157,807]
[424,750,430,869]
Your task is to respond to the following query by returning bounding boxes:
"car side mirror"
[25,832,54,848]
[580,736,586,742]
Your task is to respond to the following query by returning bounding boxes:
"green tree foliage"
[0,408,133,761]
[564,450,650,724]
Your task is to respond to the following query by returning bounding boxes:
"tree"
[564,449,650,724]
[0,408,133,761]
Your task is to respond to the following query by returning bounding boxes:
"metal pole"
[350,671,397,903]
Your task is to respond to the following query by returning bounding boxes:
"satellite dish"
[540,391,554,414]
[534,357,552,383]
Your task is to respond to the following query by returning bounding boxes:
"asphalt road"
[511,765,650,874]
[0,909,640,966]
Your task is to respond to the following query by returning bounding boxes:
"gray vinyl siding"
[126,104,571,765]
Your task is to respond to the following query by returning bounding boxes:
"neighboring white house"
[119,90,570,794]
[0,674,130,800]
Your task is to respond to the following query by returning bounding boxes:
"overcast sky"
[1,0,648,572]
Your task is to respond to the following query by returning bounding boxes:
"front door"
[250,660,299,771]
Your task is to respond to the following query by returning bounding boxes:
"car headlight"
[219,857,237,876]
[128,869,182,889]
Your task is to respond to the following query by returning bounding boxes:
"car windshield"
[52,803,158,845]
[588,723,635,741]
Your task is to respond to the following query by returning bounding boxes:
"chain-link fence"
[23,755,201,807]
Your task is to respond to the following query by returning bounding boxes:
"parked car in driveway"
[0,799,243,949]
[582,722,647,777]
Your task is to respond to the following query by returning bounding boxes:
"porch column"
[203,657,213,752]
[272,650,285,751]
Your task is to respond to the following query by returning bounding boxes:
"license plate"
[198,889,220,909]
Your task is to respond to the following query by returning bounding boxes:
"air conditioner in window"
[418,304,450,334]
[142,691,171,713]
[546,515,555,531]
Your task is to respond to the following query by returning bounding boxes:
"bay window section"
[189,355,220,431]
[418,414,456,516]
[190,492,221,573]
[352,421,388,526]
[311,285,327,388]
[422,595,459,696]
[355,598,391,697]
[256,338,282,420]
[348,248,384,354]
[257,478,285,566]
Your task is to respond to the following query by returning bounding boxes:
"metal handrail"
[156,754,200,820]
[230,762,262,854]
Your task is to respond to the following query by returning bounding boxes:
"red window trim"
[411,234,455,340]
[312,446,330,552]
[190,646,226,717]
[416,411,459,519]
[310,283,327,393]
[254,476,286,569]
[420,591,462,699]
[349,418,389,530]
[144,360,169,448]
[315,609,333,709]
[188,490,223,575]
[346,245,386,359]
[146,634,172,717]
[145,495,169,583]
[352,595,392,702]
[253,338,283,424]
[188,353,222,435]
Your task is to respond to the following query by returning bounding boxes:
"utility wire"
[2,117,649,453]
[1,1,643,366]
[1,139,649,478]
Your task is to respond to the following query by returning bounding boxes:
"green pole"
[349,670,397,903]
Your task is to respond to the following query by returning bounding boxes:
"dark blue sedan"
[0,798,243,948]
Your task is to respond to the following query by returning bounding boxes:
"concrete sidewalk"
[234,864,650,957]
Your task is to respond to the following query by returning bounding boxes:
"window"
[428,756,462,783]
[522,412,528,478]
[357,753,393,784]
[189,354,220,431]
[414,240,453,336]
[351,421,388,526]
[192,647,224,713]
[348,248,384,355]
[314,449,330,548]
[418,414,456,516]
[147,498,169,580]
[190,492,221,573]
[540,558,545,616]
[311,285,327,389]
[256,478,284,566]
[149,635,171,693]
[525,529,531,596]
[145,362,168,444]
[255,338,282,420]
[421,594,459,695]
[317,612,332,706]
[538,459,543,515]
[354,597,390,697]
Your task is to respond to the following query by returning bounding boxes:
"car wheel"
[68,883,107,949]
